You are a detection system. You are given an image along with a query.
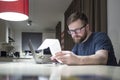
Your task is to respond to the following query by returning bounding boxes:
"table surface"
[0,58,120,80]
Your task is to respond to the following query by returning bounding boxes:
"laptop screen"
[28,39,36,57]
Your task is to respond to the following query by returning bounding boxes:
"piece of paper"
[37,39,61,56]
[37,39,62,63]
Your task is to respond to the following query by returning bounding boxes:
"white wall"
[42,32,55,41]
[14,30,22,56]
[0,20,8,43]
[107,0,120,62]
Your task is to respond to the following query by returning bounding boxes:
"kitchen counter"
[0,60,120,80]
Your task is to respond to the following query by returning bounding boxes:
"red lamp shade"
[0,0,18,1]
[0,0,29,21]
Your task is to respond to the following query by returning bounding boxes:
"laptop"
[28,40,52,64]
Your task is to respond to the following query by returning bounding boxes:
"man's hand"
[51,51,79,65]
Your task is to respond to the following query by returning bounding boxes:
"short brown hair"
[67,12,88,26]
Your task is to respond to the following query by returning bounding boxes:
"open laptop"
[28,40,52,64]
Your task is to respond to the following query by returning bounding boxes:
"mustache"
[74,35,82,37]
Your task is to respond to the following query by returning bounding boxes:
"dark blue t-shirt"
[72,32,117,66]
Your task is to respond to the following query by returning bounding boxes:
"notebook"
[28,40,52,64]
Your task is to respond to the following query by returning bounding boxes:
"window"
[22,32,42,52]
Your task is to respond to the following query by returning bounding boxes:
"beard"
[73,30,87,43]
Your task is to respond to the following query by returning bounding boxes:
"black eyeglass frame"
[67,24,86,35]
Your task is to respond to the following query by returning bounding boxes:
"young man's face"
[68,19,87,43]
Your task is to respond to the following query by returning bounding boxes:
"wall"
[107,0,120,62]
[14,30,22,55]
[0,20,8,44]
[61,14,64,32]
[42,32,55,41]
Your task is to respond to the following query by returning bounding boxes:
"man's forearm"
[77,55,107,65]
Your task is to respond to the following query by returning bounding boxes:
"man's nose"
[71,32,78,36]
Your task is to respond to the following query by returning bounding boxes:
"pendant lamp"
[0,0,18,1]
[0,0,29,21]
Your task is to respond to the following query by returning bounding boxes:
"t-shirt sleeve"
[95,33,113,52]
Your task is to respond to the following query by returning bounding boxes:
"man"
[51,12,117,66]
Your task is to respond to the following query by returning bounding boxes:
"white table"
[0,59,120,80]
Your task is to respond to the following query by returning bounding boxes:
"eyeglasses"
[68,24,86,35]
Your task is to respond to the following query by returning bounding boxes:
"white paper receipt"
[37,39,62,63]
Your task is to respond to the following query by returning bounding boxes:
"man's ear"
[86,24,92,31]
